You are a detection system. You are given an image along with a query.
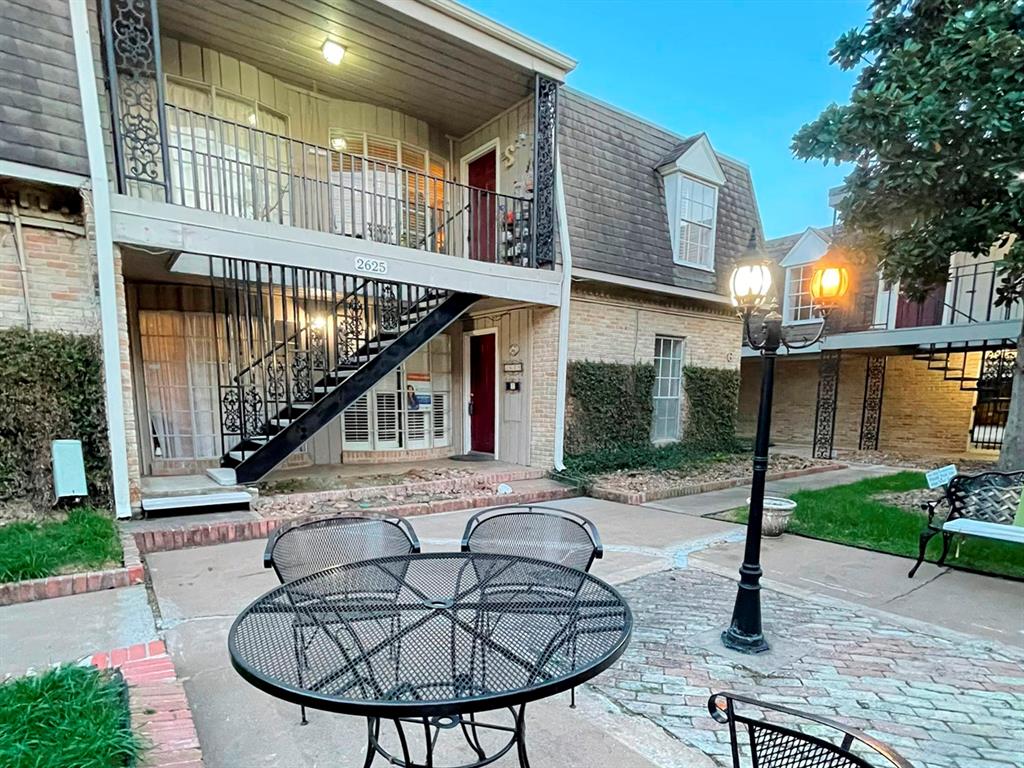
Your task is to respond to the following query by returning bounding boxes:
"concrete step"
[141,490,254,514]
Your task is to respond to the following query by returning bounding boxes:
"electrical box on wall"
[52,439,88,501]
[505,381,520,392]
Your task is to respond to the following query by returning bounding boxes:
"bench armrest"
[920,496,949,527]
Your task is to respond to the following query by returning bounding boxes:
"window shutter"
[432,392,449,446]
[375,391,400,447]
[342,394,371,449]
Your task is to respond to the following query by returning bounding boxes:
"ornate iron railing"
[208,255,448,457]
[157,107,539,266]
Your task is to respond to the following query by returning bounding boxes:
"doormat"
[450,452,495,462]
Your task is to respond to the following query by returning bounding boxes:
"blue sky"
[465,0,869,239]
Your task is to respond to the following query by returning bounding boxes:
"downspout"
[69,1,132,519]
[552,153,572,471]
[7,201,32,330]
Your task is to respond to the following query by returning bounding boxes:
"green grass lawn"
[0,665,143,768]
[729,471,1024,579]
[0,507,122,583]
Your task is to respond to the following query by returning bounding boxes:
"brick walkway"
[592,567,1024,768]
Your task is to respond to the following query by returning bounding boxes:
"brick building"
[738,219,1019,459]
[2,0,759,517]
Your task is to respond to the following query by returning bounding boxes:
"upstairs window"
[784,264,818,323]
[676,176,717,270]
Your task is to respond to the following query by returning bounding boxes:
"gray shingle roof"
[764,225,836,263]
[0,0,88,177]
[559,89,763,295]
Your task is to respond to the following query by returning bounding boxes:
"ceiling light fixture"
[321,39,345,65]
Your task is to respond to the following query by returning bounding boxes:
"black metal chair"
[461,504,603,708]
[460,504,603,572]
[708,692,915,768]
[263,514,421,724]
[264,514,421,583]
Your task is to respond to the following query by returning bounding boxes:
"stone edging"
[133,483,579,555]
[588,463,848,505]
[0,529,144,607]
[92,641,205,768]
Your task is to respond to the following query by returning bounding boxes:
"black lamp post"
[721,232,849,654]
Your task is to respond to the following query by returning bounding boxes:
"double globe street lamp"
[722,232,850,654]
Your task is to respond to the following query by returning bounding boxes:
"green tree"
[793,0,1024,467]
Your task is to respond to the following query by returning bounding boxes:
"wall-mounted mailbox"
[52,439,88,501]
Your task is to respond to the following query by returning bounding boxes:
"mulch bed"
[590,454,832,496]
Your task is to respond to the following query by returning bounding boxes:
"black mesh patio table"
[229,552,632,768]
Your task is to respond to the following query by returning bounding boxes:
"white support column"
[552,154,573,471]
[69,1,132,519]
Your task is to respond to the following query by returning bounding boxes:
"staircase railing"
[163,105,540,267]
[208,255,446,454]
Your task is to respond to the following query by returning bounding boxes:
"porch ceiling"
[157,0,574,137]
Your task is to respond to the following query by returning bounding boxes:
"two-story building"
[738,198,1019,459]
[2,0,760,518]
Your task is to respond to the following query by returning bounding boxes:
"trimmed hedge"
[565,361,655,455]
[683,366,741,451]
[0,329,111,510]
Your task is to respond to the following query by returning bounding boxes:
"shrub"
[565,361,655,454]
[0,329,110,511]
[683,366,741,451]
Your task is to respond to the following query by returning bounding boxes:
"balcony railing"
[139,106,542,268]
[850,260,1021,332]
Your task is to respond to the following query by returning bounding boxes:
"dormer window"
[657,134,726,272]
[677,176,717,269]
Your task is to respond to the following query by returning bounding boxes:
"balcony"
[159,106,539,267]
[864,260,1021,331]
[98,0,570,300]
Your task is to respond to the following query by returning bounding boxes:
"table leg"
[515,705,530,768]
[362,717,380,768]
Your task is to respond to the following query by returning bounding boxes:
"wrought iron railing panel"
[100,0,172,200]
[533,75,558,268]
[156,107,541,268]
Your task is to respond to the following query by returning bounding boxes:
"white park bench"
[908,469,1024,577]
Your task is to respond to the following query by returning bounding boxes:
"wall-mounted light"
[321,39,345,65]
[330,136,348,153]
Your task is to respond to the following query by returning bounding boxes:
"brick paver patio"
[594,566,1024,768]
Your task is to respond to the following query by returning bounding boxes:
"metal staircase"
[910,340,1016,392]
[208,255,478,483]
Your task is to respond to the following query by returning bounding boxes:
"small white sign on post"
[925,464,957,489]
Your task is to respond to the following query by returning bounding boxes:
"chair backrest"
[709,692,914,768]
[947,470,1024,525]
[264,514,420,583]
[460,504,603,572]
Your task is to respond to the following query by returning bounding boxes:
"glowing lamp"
[321,40,345,65]
[730,262,773,312]
[809,263,850,309]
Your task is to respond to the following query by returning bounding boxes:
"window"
[652,336,684,442]
[342,335,451,451]
[784,264,818,323]
[676,176,717,269]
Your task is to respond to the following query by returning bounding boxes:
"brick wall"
[739,351,981,456]
[568,286,742,369]
[530,306,559,467]
[1,188,142,506]
[0,203,97,333]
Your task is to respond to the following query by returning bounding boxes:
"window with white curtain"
[652,336,685,442]
[676,176,717,269]
[164,76,290,220]
[342,335,451,451]
[139,311,228,463]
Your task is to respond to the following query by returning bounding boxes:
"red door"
[895,285,945,328]
[468,150,497,262]
[469,334,495,454]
